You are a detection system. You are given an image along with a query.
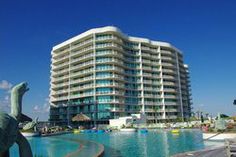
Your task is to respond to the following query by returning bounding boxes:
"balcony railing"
[71,54,94,64]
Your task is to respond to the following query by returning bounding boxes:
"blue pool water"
[11,129,206,157]
[10,136,79,157]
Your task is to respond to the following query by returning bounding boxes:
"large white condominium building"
[49,26,192,126]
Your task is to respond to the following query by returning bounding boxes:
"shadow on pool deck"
[53,137,104,157]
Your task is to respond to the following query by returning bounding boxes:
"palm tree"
[205,113,209,120]
[196,110,201,120]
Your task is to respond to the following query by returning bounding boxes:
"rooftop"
[52,26,181,53]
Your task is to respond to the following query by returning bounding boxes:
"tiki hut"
[72,113,91,122]
[72,113,91,128]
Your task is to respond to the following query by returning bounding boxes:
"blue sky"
[0,0,236,120]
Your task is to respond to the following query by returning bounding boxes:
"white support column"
[68,44,72,102]
[139,43,145,113]
[67,43,72,126]
[159,46,165,119]
[93,33,96,103]
[93,33,97,126]
[175,52,184,121]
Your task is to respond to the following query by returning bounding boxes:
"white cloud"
[33,97,50,113]
[33,105,39,111]
[0,80,12,90]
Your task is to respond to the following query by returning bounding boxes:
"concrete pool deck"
[173,146,227,157]
[203,132,236,140]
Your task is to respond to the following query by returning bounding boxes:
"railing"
[53,90,69,95]
[96,67,124,73]
[52,55,69,63]
[163,88,176,92]
[71,46,94,57]
[52,96,68,101]
[162,69,176,74]
[144,87,152,90]
[163,82,176,86]
[70,61,94,70]
[97,100,125,103]
[161,50,174,56]
[96,91,123,95]
[96,50,120,56]
[52,62,69,69]
[152,81,160,85]
[70,69,93,77]
[145,109,164,112]
[51,82,69,88]
[164,102,177,106]
[71,53,94,63]
[72,39,93,49]
[142,59,151,64]
[70,85,94,91]
[142,53,151,58]
[110,108,125,112]
[146,116,164,119]
[225,139,236,157]
[162,63,175,67]
[143,73,152,77]
[165,109,178,112]
[52,75,69,82]
[162,75,176,79]
[52,48,70,57]
[96,83,124,87]
[96,74,124,80]
[161,56,175,62]
[142,66,152,71]
[164,95,177,99]
[96,58,122,64]
[143,80,152,84]
[52,69,69,76]
[70,76,94,84]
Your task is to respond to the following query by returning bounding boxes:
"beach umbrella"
[72,113,91,122]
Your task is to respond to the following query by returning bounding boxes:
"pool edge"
[53,136,105,157]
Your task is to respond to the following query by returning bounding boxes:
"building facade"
[49,26,192,126]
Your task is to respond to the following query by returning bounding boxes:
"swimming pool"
[10,129,208,157]
[10,135,79,157]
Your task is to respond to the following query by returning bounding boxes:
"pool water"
[10,136,79,157]
[66,129,205,157]
[11,129,207,157]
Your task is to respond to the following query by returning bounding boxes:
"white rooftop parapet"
[52,26,182,53]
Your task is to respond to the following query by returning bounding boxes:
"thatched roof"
[72,113,91,122]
